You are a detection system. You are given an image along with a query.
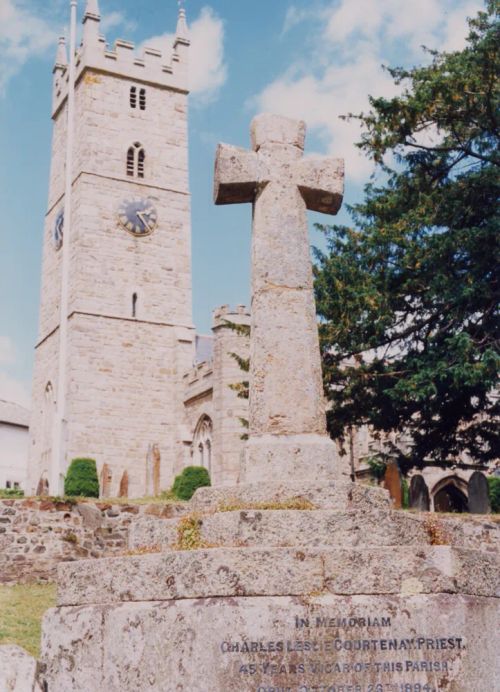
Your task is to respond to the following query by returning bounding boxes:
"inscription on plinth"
[43,593,498,690]
[218,606,466,692]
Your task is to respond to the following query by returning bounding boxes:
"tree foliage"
[314,2,499,472]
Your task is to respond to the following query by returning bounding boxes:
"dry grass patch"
[218,498,316,512]
[0,583,56,657]
[175,514,213,551]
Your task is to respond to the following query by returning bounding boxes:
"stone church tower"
[28,2,194,497]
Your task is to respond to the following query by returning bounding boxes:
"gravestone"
[118,470,129,498]
[468,471,491,514]
[38,116,500,691]
[409,474,431,511]
[383,461,402,509]
[100,463,112,498]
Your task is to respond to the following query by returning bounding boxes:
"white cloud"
[282,6,314,34]
[0,337,16,366]
[0,337,30,407]
[0,0,57,94]
[140,6,227,104]
[255,0,483,182]
[100,11,137,36]
[0,372,31,408]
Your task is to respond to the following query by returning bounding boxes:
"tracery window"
[193,415,213,473]
[126,142,146,178]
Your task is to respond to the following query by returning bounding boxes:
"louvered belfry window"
[138,148,145,178]
[139,88,146,111]
[126,147,135,176]
[126,142,146,179]
[130,86,137,109]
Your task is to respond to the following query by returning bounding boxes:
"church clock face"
[118,198,158,237]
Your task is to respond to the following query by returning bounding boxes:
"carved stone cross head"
[212,113,345,484]
[214,113,343,215]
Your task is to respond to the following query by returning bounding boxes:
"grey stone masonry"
[40,481,500,691]
[29,5,194,497]
[214,114,345,483]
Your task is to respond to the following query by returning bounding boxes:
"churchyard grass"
[0,583,56,657]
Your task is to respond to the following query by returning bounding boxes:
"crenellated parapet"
[212,304,250,330]
[53,3,190,117]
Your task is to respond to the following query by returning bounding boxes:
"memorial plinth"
[41,481,499,690]
[38,116,499,690]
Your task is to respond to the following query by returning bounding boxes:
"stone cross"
[214,114,345,482]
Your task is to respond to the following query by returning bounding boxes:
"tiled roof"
[0,400,30,427]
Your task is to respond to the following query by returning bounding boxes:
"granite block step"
[190,480,391,512]
[56,545,499,607]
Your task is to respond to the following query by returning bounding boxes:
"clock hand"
[137,210,152,231]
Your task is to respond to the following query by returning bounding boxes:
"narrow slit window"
[130,86,137,109]
[139,88,146,111]
[132,293,138,318]
[138,148,145,178]
[126,147,135,176]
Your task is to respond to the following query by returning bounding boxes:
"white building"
[0,399,30,491]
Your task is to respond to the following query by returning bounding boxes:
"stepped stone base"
[39,482,500,691]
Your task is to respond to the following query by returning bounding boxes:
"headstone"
[36,475,49,496]
[118,471,129,498]
[39,115,500,692]
[99,463,112,498]
[145,445,153,496]
[214,113,345,482]
[152,444,161,496]
[409,474,430,511]
[146,445,161,496]
[0,645,42,692]
[468,471,491,514]
[383,461,402,508]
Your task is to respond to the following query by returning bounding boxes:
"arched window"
[130,86,137,109]
[126,147,135,176]
[138,148,145,178]
[139,88,146,110]
[126,142,146,179]
[193,415,213,473]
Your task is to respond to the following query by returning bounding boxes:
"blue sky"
[0,0,483,407]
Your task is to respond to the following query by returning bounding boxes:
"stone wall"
[0,498,185,585]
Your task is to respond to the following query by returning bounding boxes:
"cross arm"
[214,143,260,205]
[294,157,344,215]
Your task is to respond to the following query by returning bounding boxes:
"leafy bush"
[172,466,210,501]
[64,458,99,498]
[488,477,500,513]
[366,455,387,481]
[0,488,24,499]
